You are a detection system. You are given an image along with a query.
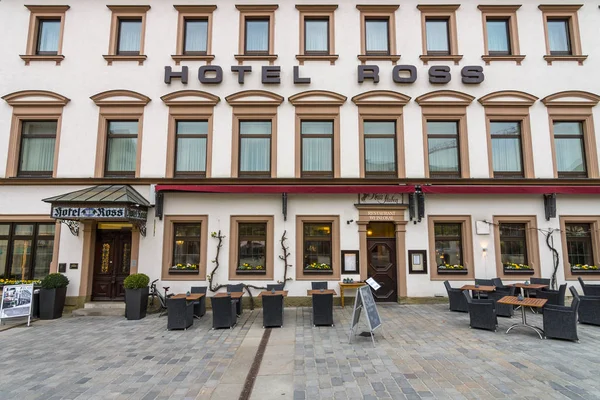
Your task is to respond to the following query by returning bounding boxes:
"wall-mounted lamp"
[346,219,354,225]
[482,247,488,256]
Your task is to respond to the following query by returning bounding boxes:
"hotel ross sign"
[51,206,147,220]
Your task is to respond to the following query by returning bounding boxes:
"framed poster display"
[341,250,359,274]
[1,284,34,326]
[408,250,427,274]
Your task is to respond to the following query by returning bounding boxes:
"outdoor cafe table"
[171,293,205,319]
[307,290,337,327]
[511,283,548,313]
[339,282,366,307]
[460,285,495,299]
[497,296,547,339]
[214,292,244,315]
[258,290,288,328]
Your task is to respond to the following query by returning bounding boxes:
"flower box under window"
[304,263,333,274]
[571,264,600,274]
[503,263,534,275]
[236,264,267,274]
[169,264,200,275]
[437,264,468,274]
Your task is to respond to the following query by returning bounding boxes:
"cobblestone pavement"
[1,304,600,400]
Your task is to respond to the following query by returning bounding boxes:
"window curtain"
[486,20,509,53]
[118,20,142,52]
[365,20,388,52]
[365,138,395,172]
[302,121,333,172]
[38,20,60,53]
[107,138,137,172]
[240,121,270,172]
[305,20,328,52]
[246,20,269,52]
[548,20,569,52]
[426,20,449,52]
[492,139,522,172]
[428,139,458,172]
[185,20,208,52]
[177,138,206,172]
[555,138,585,172]
[20,121,56,172]
[0,239,7,276]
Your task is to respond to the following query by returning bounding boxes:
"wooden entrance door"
[367,238,397,302]
[92,230,131,300]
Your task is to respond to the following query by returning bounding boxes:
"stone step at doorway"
[72,302,125,317]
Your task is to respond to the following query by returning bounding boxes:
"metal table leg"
[506,306,544,339]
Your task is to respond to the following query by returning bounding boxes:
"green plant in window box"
[571,264,599,271]
[238,263,265,271]
[305,262,332,270]
[170,263,199,271]
[438,263,466,270]
[0,279,42,287]
[504,263,533,270]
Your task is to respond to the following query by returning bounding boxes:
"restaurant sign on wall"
[51,206,147,220]
[358,193,408,205]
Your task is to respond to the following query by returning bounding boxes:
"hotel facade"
[1,0,600,307]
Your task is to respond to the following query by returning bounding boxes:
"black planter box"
[125,287,149,320]
[303,269,334,274]
[437,269,469,274]
[39,287,67,320]
[168,269,200,275]
[571,269,600,274]
[504,269,535,275]
[236,269,267,275]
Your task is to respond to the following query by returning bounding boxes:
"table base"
[505,307,544,339]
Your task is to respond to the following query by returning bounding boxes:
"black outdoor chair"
[543,286,579,342]
[578,277,600,296]
[262,294,284,328]
[311,282,328,290]
[463,291,497,331]
[491,278,510,291]
[166,297,194,331]
[474,279,495,299]
[571,287,600,326]
[227,284,244,315]
[212,296,237,329]
[527,278,551,298]
[191,286,207,317]
[489,285,516,317]
[266,284,284,291]
[444,280,468,312]
[537,284,567,313]
[312,292,334,326]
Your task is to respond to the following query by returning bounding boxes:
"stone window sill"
[171,54,215,66]
[234,54,278,65]
[103,55,147,66]
[20,55,65,66]
[419,54,463,65]
[482,55,526,65]
[544,55,587,66]
[296,54,339,65]
[357,54,401,65]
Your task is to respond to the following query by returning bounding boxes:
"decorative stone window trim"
[161,215,208,281]
[104,5,150,65]
[356,5,400,65]
[225,90,284,178]
[295,215,340,281]
[235,5,278,65]
[289,90,346,178]
[542,91,600,179]
[478,91,538,179]
[2,90,70,178]
[428,215,474,281]
[415,90,474,179]
[229,216,274,281]
[90,90,151,178]
[21,5,69,66]
[352,90,410,178]
[539,4,586,65]
[492,216,541,279]
[478,5,525,65]
[559,216,600,281]
[161,90,220,178]
[171,5,217,65]
[295,5,338,65]
[417,4,462,65]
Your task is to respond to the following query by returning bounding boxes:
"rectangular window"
[105,121,138,177]
[237,223,267,274]
[490,121,523,177]
[301,121,333,176]
[427,121,460,178]
[304,19,329,54]
[18,121,57,177]
[0,223,54,280]
[434,223,463,270]
[36,19,61,55]
[245,19,269,54]
[172,223,201,272]
[500,223,529,271]
[117,19,142,55]
[175,121,207,176]
[486,19,511,55]
[565,223,594,268]
[365,19,389,55]
[547,19,571,55]
[425,19,450,55]
[554,121,586,177]
[184,19,208,54]
[364,121,396,176]
[239,121,271,176]
[303,223,332,272]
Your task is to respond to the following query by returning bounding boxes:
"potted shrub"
[39,273,69,320]
[124,273,150,320]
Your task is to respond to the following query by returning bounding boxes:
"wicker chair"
[463,291,497,331]
[444,280,468,312]
[212,296,237,329]
[578,277,600,296]
[527,278,551,298]
[190,286,207,317]
[226,284,244,315]
[267,284,284,291]
[489,285,516,317]
[312,292,334,326]
[543,286,579,342]
[571,286,600,326]
[311,282,328,290]
[474,279,494,299]
[167,298,194,331]
[491,278,509,291]
[537,284,567,312]
[262,294,284,328]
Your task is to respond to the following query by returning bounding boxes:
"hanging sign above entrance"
[358,193,408,205]
[50,206,147,220]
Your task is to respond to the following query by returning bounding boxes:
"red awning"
[420,185,600,195]
[155,184,416,194]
